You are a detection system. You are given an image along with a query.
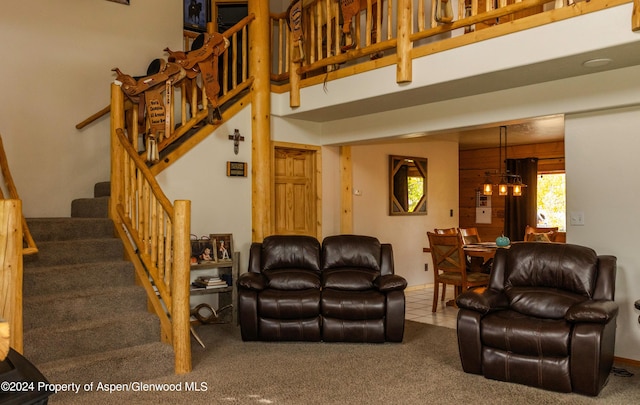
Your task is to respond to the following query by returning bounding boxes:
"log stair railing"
[110,83,192,373]
[77,15,255,176]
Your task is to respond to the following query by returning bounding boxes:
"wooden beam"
[250,1,273,241]
[397,0,413,83]
[340,146,353,234]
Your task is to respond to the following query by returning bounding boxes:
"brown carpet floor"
[50,321,639,404]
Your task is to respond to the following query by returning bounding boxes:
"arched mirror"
[389,155,428,215]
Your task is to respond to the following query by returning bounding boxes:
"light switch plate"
[570,211,585,226]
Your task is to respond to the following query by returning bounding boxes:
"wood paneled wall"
[459,141,564,241]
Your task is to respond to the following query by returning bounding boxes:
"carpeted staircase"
[22,182,174,402]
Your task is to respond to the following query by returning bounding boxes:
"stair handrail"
[152,14,256,169]
[0,134,37,255]
[110,83,192,374]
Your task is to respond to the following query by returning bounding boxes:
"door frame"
[272,141,322,239]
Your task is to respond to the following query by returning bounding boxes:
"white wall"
[0,0,182,217]
[351,141,459,287]
[565,107,640,361]
[320,146,342,238]
[156,108,253,271]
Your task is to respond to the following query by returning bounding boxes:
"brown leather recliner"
[456,242,618,396]
[238,234,407,342]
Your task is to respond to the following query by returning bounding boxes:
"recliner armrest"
[456,289,509,314]
[375,274,407,292]
[565,300,618,323]
[238,272,266,291]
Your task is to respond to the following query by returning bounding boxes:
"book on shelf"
[191,276,229,289]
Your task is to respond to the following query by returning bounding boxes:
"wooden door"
[273,146,319,237]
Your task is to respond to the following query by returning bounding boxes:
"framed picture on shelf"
[184,0,209,32]
[210,233,233,262]
[190,235,217,265]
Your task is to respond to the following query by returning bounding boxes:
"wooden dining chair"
[458,227,481,245]
[434,227,457,235]
[430,228,457,297]
[427,232,490,312]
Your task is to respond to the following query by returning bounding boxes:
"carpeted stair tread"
[23,261,135,297]
[26,217,115,242]
[25,238,124,267]
[71,196,109,218]
[24,312,161,365]
[23,285,150,330]
[39,342,174,403]
[23,181,171,390]
[93,182,111,198]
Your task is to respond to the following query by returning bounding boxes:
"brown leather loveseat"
[456,242,618,396]
[238,234,407,343]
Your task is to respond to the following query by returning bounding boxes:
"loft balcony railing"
[270,0,635,105]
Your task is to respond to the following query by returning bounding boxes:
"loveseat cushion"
[322,235,381,270]
[322,268,380,290]
[258,289,321,319]
[321,289,385,320]
[261,235,321,272]
[481,310,571,357]
[263,269,321,290]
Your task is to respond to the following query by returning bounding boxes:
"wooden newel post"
[110,83,125,221]
[397,0,413,83]
[0,199,23,355]
[172,200,192,374]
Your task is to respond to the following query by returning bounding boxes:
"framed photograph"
[190,235,217,265]
[210,233,233,262]
[184,0,209,32]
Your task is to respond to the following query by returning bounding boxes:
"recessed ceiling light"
[582,58,612,68]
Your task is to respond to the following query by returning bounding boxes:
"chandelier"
[482,125,526,197]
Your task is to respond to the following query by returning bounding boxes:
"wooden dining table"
[463,242,499,261]
[463,242,500,272]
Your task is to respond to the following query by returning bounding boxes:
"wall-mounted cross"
[228,129,244,155]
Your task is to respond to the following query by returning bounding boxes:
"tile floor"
[405,285,458,329]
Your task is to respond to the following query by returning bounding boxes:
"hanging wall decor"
[184,0,210,32]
